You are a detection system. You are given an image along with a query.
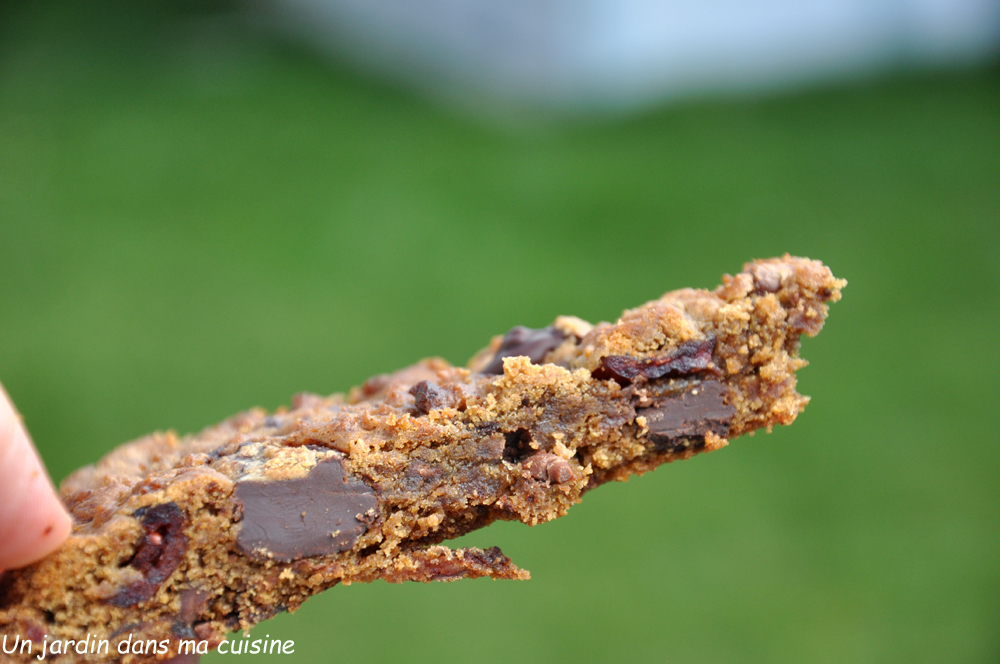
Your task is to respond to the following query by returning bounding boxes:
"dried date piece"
[410,380,444,414]
[482,326,566,375]
[108,503,188,607]
[592,338,715,384]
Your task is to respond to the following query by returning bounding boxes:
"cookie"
[0,256,845,662]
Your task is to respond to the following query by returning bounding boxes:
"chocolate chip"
[592,338,715,385]
[523,453,576,484]
[637,380,735,450]
[482,326,567,375]
[523,454,550,480]
[108,503,188,607]
[547,458,575,484]
[234,457,378,562]
[410,380,443,415]
[178,588,209,623]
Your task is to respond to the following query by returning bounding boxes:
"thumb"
[0,382,72,570]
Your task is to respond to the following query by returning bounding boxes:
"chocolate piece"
[547,459,575,484]
[523,453,576,484]
[482,326,566,375]
[592,338,715,384]
[178,589,209,623]
[638,381,735,449]
[410,380,443,414]
[108,503,188,607]
[234,457,378,562]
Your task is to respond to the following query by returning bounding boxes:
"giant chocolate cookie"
[0,256,844,662]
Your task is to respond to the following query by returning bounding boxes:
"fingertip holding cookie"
[0,384,72,571]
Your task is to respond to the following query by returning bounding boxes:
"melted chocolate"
[638,380,735,450]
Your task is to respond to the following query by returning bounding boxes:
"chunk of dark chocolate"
[234,457,378,562]
[637,380,735,449]
[592,338,715,384]
[108,503,188,607]
[482,326,566,375]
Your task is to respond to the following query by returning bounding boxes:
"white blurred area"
[263,0,1000,113]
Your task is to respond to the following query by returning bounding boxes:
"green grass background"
[1,2,998,662]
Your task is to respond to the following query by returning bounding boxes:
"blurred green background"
[1,2,998,663]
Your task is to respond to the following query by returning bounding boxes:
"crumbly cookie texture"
[0,256,844,662]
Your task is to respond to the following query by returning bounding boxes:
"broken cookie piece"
[0,255,844,662]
